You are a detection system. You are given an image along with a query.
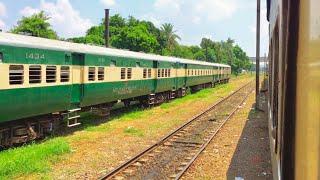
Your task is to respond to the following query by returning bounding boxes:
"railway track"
[100,81,255,180]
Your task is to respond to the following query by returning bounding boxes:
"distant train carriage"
[0,32,231,147]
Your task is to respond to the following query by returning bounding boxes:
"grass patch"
[84,124,112,132]
[160,83,229,109]
[0,138,70,179]
[124,126,144,137]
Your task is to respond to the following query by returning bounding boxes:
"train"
[0,32,231,148]
[267,0,319,179]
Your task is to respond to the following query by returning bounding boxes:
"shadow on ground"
[227,92,272,180]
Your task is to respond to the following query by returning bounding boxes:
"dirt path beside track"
[181,92,272,180]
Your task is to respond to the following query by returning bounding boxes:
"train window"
[161,69,165,77]
[148,69,152,78]
[29,65,41,84]
[165,69,168,77]
[168,69,171,77]
[110,60,116,67]
[9,65,24,85]
[191,70,193,76]
[121,68,126,79]
[46,66,56,83]
[60,66,70,83]
[157,69,161,78]
[98,67,104,81]
[88,67,96,81]
[127,68,132,79]
[143,68,147,78]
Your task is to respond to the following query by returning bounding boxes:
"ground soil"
[181,92,272,180]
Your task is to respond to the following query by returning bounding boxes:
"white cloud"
[140,14,161,27]
[0,2,6,17]
[192,16,201,24]
[194,0,238,22]
[151,0,239,25]
[100,0,116,7]
[19,0,93,38]
[154,0,182,15]
[20,6,40,17]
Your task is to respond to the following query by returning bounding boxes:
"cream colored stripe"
[0,63,73,90]
[0,63,229,90]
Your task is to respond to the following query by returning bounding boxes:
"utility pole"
[256,0,261,109]
[104,9,110,48]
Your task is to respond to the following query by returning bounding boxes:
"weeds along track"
[100,81,255,180]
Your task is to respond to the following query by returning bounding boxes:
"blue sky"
[0,0,268,57]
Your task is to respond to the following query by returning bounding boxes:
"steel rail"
[99,80,254,180]
[175,85,254,179]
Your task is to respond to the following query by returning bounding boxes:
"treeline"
[10,12,251,74]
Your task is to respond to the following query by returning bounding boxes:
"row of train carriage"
[0,33,231,147]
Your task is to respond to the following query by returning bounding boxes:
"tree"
[109,14,126,28]
[11,11,58,39]
[160,23,181,51]
[111,24,159,53]
[200,38,215,62]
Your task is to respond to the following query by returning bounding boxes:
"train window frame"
[60,66,70,83]
[148,68,152,78]
[29,65,42,84]
[168,69,171,77]
[46,66,57,83]
[161,69,165,77]
[157,69,161,78]
[98,67,105,81]
[88,67,96,81]
[127,68,132,79]
[143,68,147,79]
[9,65,24,85]
[121,68,126,80]
[165,69,168,77]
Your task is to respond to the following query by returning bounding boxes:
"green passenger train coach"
[0,32,231,147]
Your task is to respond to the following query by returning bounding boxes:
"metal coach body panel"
[0,85,72,123]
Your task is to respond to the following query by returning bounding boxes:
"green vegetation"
[10,12,251,74]
[124,126,144,137]
[11,11,58,39]
[0,138,70,179]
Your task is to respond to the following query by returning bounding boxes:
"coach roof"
[0,32,230,68]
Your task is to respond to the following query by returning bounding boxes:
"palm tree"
[160,23,181,50]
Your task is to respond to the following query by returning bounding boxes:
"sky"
[0,0,268,57]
